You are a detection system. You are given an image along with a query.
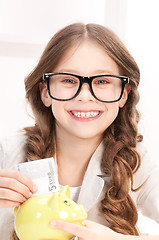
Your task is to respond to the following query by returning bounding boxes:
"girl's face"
[40,40,129,142]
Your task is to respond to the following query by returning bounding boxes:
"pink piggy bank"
[14,185,87,240]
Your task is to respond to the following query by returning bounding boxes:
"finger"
[0,188,26,203]
[0,177,33,199]
[0,169,37,193]
[83,220,102,228]
[51,220,91,239]
[0,199,21,208]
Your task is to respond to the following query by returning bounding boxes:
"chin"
[73,131,103,141]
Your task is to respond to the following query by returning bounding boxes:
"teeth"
[72,111,99,118]
[86,112,91,117]
[81,112,85,118]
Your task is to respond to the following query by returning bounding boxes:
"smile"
[72,111,99,118]
[69,110,102,121]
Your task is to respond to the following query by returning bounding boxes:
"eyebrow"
[53,68,116,76]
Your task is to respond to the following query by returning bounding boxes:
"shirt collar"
[77,142,106,211]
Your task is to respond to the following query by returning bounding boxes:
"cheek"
[51,102,65,120]
[103,103,120,124]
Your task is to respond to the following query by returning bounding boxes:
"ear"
[119,85,131,108]
[39,82,52,107]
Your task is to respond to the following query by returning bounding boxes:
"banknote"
[16,158,59,196]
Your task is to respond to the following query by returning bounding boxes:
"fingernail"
[51,221,56,227]
[29,192,32,197]
[32,185,38,192]
[23,197,27,201]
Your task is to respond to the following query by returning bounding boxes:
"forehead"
[54,40,120,76]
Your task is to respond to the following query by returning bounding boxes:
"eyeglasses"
[42,72,129,103]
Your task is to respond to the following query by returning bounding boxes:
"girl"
[0,23,159,240]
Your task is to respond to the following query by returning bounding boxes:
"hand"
[50,219,125,240]
[0,169,37,208]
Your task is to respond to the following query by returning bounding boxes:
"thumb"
[51,220,90,239]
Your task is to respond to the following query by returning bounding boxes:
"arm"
[51,220,159,240]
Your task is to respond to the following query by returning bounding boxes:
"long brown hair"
[12,23,142,238]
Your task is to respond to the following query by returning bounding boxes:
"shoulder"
[0,132,28,169]
[132,143,159,222]
[134,142,159,183]
[131,141,159,202]
[131,142,158,191]
[136,142,159,174]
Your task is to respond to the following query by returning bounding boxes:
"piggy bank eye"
[64,200,71,206]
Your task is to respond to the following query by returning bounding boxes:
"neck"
[56,135,101,164]
[55,129,102,187]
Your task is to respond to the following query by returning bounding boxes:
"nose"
[75,83,95,102]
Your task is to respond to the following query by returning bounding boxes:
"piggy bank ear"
[48,192,59,210]
[60,185,70,198]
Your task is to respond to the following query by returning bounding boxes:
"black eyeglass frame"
[42,72,129,103]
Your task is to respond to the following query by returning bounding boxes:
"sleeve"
[0,142,4,169]
[0,137,5,168]
[0,139,13,240]
[0,208,14,240]
[0,133,27,170]
[0,134,27,240]
[133,144,159,223]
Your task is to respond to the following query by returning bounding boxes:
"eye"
[64,200,71,206]
[95,79,109,85]
[62,78,78,84]
[64,79,75,83]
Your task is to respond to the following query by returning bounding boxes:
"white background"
[0,0,159,235]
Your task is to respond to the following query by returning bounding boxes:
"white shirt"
[0,133,159,239]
